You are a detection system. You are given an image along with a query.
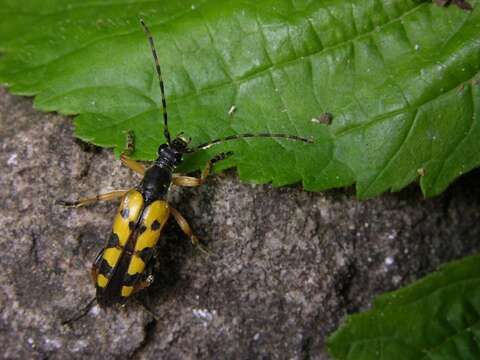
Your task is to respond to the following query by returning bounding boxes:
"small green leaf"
[327,254,480,360]
[0,1,479,197]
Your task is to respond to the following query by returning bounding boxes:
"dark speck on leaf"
[433,0,473,11]
[312,112,333,125]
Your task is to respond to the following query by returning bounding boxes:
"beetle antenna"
[140,19,171,145]
[61,296,96,326]
[186,133,313,153]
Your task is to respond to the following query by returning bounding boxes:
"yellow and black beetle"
[60,20,312,308]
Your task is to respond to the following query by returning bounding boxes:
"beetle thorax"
[139,165,172,203]
[155,144,182,171]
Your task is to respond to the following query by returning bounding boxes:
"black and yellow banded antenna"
[140,19,171,145]
[186,132,314,153]
[140,20,313,153]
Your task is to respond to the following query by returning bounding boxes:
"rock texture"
[1,86,479,359]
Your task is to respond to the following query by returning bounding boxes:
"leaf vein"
[362,108,418,196]
[431,81,478,190]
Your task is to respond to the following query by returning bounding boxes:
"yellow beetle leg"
[170,207,198,245]
[120,154,145,176]
[57,190,128,208]
[172,152,232,187]
[170,207,213,256]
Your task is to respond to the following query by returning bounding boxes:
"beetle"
[59,20,313,308]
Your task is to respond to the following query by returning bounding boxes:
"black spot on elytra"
[107,233,120,248]
[129,221,135,230]
[99,259,113,276]
[151,220,161,230]
[139,225,147,234]
[138,247,154,263]
[123,272,141,286]
[121,208,130,219]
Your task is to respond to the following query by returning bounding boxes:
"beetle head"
[157,133,191,165]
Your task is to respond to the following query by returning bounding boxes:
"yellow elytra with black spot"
[93,189,170,306]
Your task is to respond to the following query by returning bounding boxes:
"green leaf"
[327,254,480,360]
[0,0,479,197]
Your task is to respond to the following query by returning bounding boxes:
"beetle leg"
[120,154,146,176]
[91,249,104,284]
[57,190,128,208]
[170,207,213,256]
[118,129,146,175]
[133,277,154,292]
[61,297,96,326]
[172,151,232,187]
[170,207,198,245]
[122,129,135,157]
[133,260,155,293]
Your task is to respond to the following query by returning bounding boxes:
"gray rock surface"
[0,86,479,359]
